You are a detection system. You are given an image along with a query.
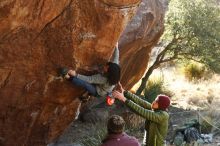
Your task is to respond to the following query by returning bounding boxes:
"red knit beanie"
[156,95,171,110]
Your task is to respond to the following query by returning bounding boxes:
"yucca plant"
[183,62,206,81]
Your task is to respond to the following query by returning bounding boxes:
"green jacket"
[124,91,169,146]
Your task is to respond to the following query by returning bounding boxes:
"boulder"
[120,0,167,89]
[80,108,109,123]
[0,0,166,145]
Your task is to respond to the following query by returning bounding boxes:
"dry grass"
[162,68,220,110]
[201,100,220,135]
[161,68,220,142]
[132,66,220,143]
[133,67,220,109]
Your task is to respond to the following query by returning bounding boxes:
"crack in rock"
[0,68,12,89]
[97,0,141,9]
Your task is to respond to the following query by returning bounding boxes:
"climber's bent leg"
[70,77,97,96]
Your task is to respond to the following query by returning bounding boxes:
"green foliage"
[143,77,173,103]
[136,0,220,95]
[183,62,206,81]
[162,0,220,73]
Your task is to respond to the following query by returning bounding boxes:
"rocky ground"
[50,67,220,146]
[49,105,220,146]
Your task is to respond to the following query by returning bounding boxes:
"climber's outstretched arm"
[111,42,119,64]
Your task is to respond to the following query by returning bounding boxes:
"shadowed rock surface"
[0,0,166,145]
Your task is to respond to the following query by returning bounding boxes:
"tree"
[136,0,220,95]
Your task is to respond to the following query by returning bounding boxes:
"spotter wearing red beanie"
[156,95,171,110]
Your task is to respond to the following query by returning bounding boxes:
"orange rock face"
[0,0,166,145]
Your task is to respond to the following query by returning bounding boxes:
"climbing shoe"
[79,95,90,103]
[79,92,90,103]
[59,67,69,78]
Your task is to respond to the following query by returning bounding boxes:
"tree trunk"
[136,64,156,95]
[135,40,177,95]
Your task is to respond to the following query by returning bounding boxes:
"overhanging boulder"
[0,0,166,145]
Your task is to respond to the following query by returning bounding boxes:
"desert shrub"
[78,118,144,146]
[200,116,213,134]
[206,95,214,104]
[143,77,173,103]
[122,112,145,128]
[182,62,207,81]
[187,96,208,107]
[121,112,145,141]
[206,102,220,136]
[187,96,201,106]
[78,123,107,146]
